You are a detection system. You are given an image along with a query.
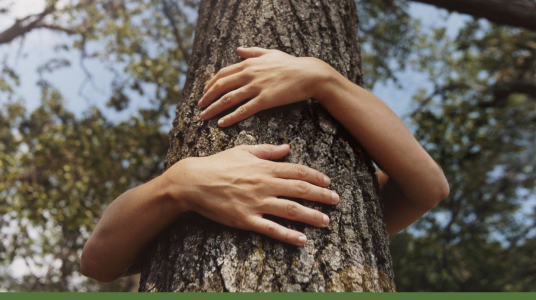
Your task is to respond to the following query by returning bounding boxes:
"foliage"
[392,20,536,291]
[356,0,419,88]
[0,81,168,291]
[0,0,195,291]
[0,0,535,292]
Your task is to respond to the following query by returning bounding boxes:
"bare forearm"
[81,145,337,282]
[194,47,448,234]
[376,171,430,235]
[316,67,449,229]
[81,174,185,282]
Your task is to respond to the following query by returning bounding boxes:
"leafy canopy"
[0,0,534,291]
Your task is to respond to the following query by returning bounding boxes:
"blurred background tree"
[0,0,534,292]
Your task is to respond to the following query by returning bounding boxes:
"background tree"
[0,0,534,292]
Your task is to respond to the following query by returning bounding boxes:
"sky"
[0,0,470,120]
[1,0,534,282]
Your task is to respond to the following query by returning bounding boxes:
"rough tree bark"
[139,0,395,292]
[410,0,536,31]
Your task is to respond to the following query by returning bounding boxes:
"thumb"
[237,46,273,59]
[242,144,290,160]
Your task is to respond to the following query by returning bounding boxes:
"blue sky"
[1,0,535,281]
[3,0,532,219]
[0,0,469,120]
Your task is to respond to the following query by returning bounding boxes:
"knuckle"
[285,231,291,243]
[296,181,309,194]
[214,80,224,90]
[249,176,263,185]
[231,212,248,228]
[321,189,329,202]
[295,165,308,178]
[256,96,266,105]
[265,224,276,236]
[221,93,231,104]
[316,212,324,223]
[287,202,299,217]
[238,106,247,115]
[255,160,271,170]
[317,172,324,184]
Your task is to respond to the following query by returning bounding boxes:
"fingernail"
[298,235,306,244]
[198,99,203,106]
[331,192,339,204]
[218,119,224,126]
[323,175,330,186]
[323,215,329,226]
[200,111,206,119]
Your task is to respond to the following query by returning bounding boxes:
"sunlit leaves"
[392,20,536,292]
[0,81,167,291]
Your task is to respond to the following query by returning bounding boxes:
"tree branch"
[36,24,77,35]
[410,0,536,31]
[0,5,56,45]
[479,79,536,108]
[161,0,191,63]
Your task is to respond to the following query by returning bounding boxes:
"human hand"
[163,144,339,246]
[198,47,333,127]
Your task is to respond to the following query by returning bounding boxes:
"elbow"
[426,176,449,210]
[80,249,118,283]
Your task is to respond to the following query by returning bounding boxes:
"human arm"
[198,47,449,235]
[81,144,338,282]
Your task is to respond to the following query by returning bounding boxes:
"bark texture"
[410,0,536,31]
[139,0,395,292]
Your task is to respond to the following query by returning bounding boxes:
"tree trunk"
[410,0,536,31]
[139,0,395,292]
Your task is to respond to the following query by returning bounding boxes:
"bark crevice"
[139,0,395,292]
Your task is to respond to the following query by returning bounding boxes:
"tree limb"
[36,24,77,35]
[410,0,536,31]
[0,5,56,45]
[161,0,191,63]
[479,79,536,108]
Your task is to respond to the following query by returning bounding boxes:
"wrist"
[310,59,344,104]
[160,158,194,215]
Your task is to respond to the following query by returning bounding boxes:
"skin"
[81,47,449,283]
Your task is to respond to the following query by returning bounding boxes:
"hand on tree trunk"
[199,47,333,126]
[163,143,338,246]
[197,46,449,236]
[81,144,338,282]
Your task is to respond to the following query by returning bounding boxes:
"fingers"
[200,86,256,120]
[249,216,307,246]
[199,73,247,108]
[270,178,339,205]
[241,144,290,160]
[260,198,330,228]
[237,46,273,59]
[217,97,263,127]
[272,162,331,187]
[204,62,246,94]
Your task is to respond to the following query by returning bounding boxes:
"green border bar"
[2,293,536,300]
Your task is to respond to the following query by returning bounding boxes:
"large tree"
[138,0,395,292]
[1,0,535,292]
